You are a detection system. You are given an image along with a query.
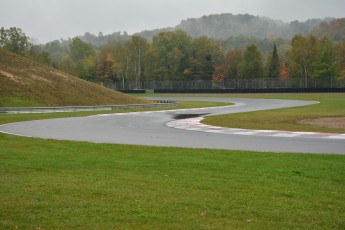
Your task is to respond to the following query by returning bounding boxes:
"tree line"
[1,27,345,89]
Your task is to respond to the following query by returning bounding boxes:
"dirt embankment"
[0,48,148,107]
[298,117,345,130]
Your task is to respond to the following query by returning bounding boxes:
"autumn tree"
[96,51,117,85]
[44,40,69,67]
[338,39,345,79]
[67,37,96,79]
[192,36,224,80]
[152,32,171,81]
[129,36,149,88]
[225,49,243,79]
[312,37,337,79]
[289,35,317,87]
[312,18,345,41]
[107,41,132,89]
[212,64,226,88]
[184,58,202,80]
[29,45,52,66]
[142,44,155,82]
[69,37,95,62]
[58,57,74,75]
[242,44,264,79]
[0,27,31,55]
[74,56,96,82]
[152,30,192,81]
[279,67,289,80]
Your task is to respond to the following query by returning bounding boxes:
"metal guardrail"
[154,87,345,93]
[108,78,345,91]
[0,101,180,114]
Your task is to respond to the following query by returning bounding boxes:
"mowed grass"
[196,93,345,133]
[141,93,345,133]
[0,93,345,229]
[1,134,344,229]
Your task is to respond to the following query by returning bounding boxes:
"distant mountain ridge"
[135,13,334,40]
[53,13,337,48]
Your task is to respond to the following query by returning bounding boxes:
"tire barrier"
[118,89,146,94]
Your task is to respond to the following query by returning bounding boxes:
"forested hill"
[312,18,345,41]
[177,14,331,39]
[135,13,333,40]
[74,14,334,46]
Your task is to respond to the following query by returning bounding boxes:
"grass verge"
[141,93,345,133]
[0,94,344,229]
[203,93,345,133]
[1,134,344,229]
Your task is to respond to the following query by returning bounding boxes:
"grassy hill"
[0,49,148,107]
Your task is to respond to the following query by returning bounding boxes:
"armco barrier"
[0,101,179,114]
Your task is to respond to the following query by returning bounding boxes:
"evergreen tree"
[267,43,280,78]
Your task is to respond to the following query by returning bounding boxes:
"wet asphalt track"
[1,97,344,154]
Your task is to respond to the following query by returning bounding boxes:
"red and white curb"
[95,104,242,117]
[165,117,345,140]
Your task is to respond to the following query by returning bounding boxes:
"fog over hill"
[75,13,334,47]
[136,13,333,40]
[3,0,344,43]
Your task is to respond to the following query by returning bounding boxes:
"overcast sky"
[1,0,345,43]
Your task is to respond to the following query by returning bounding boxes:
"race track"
[1,97,344,154]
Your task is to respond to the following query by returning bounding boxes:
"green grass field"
[203,93,345,133]
[1,93,345,229]
[1,135,344,229]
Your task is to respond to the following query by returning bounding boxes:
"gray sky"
[1,0,345,43]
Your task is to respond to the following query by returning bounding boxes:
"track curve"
[1,97,344,154]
